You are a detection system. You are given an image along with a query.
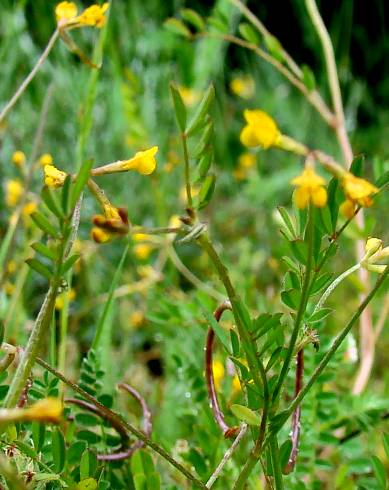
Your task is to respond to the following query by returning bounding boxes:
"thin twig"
[305,0,353,165]
[168,246,226,303]
[0,29,59,124]
[283,349,304,474]
[205,301,239,438]
[206,424,248,488]
[34,357,207,488]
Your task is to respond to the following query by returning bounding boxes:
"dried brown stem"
[205,301,239,439]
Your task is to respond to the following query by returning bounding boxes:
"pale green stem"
[305,0,353,165]
[3,285,58,408]
[182,134,193,208]
[313,263,361,314]
[0,29,59,124]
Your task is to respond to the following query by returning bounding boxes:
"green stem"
[181,133,193,208]
[273,207,314,402]
[286,267,388,417]
[269,435,284,489]
[198,233,270,486]
[35,357,207,489]
[313,262,361,314]
[3,285,58,408]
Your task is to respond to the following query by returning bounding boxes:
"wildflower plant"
[0,1,388,490]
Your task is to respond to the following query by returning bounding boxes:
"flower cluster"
[55,2,109,30]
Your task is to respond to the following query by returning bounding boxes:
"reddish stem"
[283,349,304,474]
[205,301,239,439]
[65,383,152,461]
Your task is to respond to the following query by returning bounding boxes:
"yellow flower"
[130,310,144,328]
[341,172,378,207]
[232,375,241,394]
[23,398,63,424]
[178,86,201,107]
[92,146,158,177]
[240,109,281,149]
[230,76,255,99]
[55,288,76,310]
[91,204,129,244]
[238,152,256,169]
[39,153,53,167]
[12,150,26,167]
[77,3,109,28]
[339,199,356,219]
[44,165,67,188]
[0,398,63,425]
[134,243,153,260]
[23,202,38,217]
[233,167,248,181]
[291,167,327,209]
[121,146,158,175]
[55,2,109,29]
[55,1,78,23]
[212,360,225,392]
[5,179,23,207]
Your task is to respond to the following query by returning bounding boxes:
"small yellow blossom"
[238,152,256,169]
[91,204,129,244]
[44,165,67,188]
[134,243,153,260]
[291,167,327,209]
[77,3,109,28]
[12,150,26,167]
[178,86,201,107]
[92,146,158,177]
[0,398,63,425]
[232,375,241,394]
[121,146,158,175]
[55,2,109,29]
[23,202,38,217]
[39,153,53,167]
[212,360,225,391]
[230,76,255,99]
[55,1,78,23]
[130,310,144,328]
[55,288,76,310]
[7,261,17,274]
[240,109,281,149]
[339,199,356,219]
[132,233,151,242]
[361,237,388,274]
[341,172,378,207]
[5,179,23,207]
[4,282,14,296]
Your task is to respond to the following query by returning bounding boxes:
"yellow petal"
[44,165,67,188]
[293,187,310,209]
[91,227,111,243]
[311,186,327,208]
[122,146,158,175]
[240,125,259,148]
[339,199,356,218]
[342,173,378,207]
[55,1,78,22]
[12,150,26,166]
[243,109,280,149]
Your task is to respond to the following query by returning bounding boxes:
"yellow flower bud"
[365,238,383,256]
[44,165,67,188]
[134,243,153,260]
[23,398,63,424]
[240,110,281,149]
[5,179,23,207]
[12,150,26,167]
[291,167,327,209]
[238,152,256,169]
[39,153,53,167]
[91,227,111,243]
[230,76,255,99]
[212,360,225,392]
